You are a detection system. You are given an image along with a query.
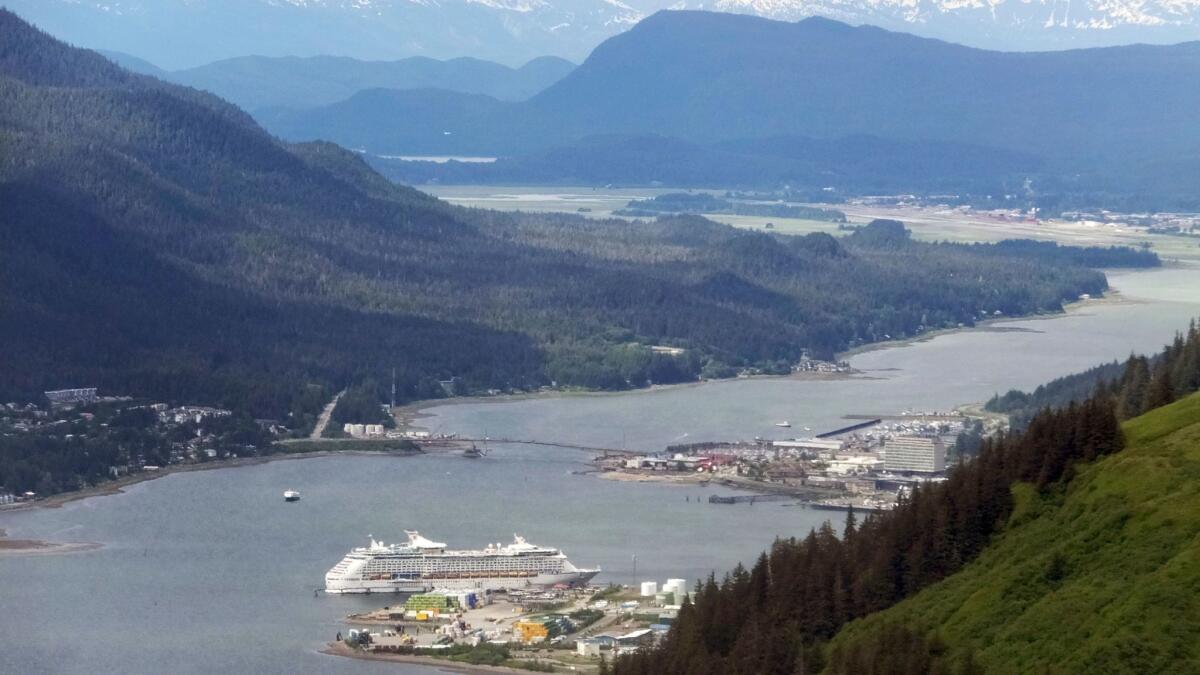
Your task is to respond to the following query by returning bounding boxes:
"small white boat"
[775,421,791,428]
[283,490,300,502]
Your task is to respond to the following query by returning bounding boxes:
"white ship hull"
[324,569,599,594]
[324,531,600,595]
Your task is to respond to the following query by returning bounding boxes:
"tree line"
[988,319,1200,428]
[616,320,1200,675]
[615,396,1123,675]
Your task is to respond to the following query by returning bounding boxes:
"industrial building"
[43,388,97,406]
[774,438,845,458]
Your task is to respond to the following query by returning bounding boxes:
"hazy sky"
[9,0,1200,69]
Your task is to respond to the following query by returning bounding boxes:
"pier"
[816,419,881,438]
[707,494,795,505]
[446,437,639,457]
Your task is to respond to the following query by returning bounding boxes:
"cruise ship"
[324,531,600,594]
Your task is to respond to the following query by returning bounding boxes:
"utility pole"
[391,367,396,410]
[631,553,637,589]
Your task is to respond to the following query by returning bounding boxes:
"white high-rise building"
[883,435,946,473]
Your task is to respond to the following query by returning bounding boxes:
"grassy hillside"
[826,393,1200,674]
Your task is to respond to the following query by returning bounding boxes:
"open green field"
[424,185,676,217]
[826,392,1200,674]
[428,186,1200,265]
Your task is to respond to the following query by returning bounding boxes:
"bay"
[2,265,1198,674]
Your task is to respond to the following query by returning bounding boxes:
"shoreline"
[2,289,1113,518]
[0,525,103,556]
[321,641,555,674]
[0,448,430,555]
[0,448,427,515]
[0,277,1147,525]
[0,539,103,556]
[397,370,862,433]
[836,289,1131,360]
[407,288,1137,430]
[593,466,844,501]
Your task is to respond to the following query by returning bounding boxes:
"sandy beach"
[0,527,102,556]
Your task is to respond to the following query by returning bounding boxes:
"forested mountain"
[985,360,1127,428]
[150,54,575,112]
[824,361,1200,673]
[95,49,167,77]
[524,12,1200,160]
[987,319,1195,427]
[263,87,518,156]
[267,11,1200,207]
[0,11,1152,427]
[265,11,1200,160]
[616,322,1200,675]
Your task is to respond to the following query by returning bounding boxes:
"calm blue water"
[2,265,1198,674]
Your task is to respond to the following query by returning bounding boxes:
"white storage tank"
[665,579,688,600]
[640,581,658,597]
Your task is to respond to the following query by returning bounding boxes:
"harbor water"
[2,266,1200,674]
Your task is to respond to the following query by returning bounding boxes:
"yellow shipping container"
[514,621,550,643]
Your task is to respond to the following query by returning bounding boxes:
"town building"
[774,438,845,457]
[883,435,946,473]
[44,388,97,406]
[577,640,603,657]
[826,455,885,475]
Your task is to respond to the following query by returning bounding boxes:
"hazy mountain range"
[4,0,640,68]
[99,50,575,112]
[0,8,1128,413]
[259,11,1200,206]
[5,0,1198,69]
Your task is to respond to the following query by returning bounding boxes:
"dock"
[451,437,639,457]
[707,494,794,505]
[816,419,881,438]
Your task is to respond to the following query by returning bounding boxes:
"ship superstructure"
[324,531,599,594]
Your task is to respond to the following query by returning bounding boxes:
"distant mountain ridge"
[3,0,640,68]
[705,0,1200,49]
[524,12,1200,161]
[95,51,574,112]
[262,11,1200,206]
[0,8,1130,419]
[5,0,1199,71]
[265,12,1200,160]
[170,54,573,111]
